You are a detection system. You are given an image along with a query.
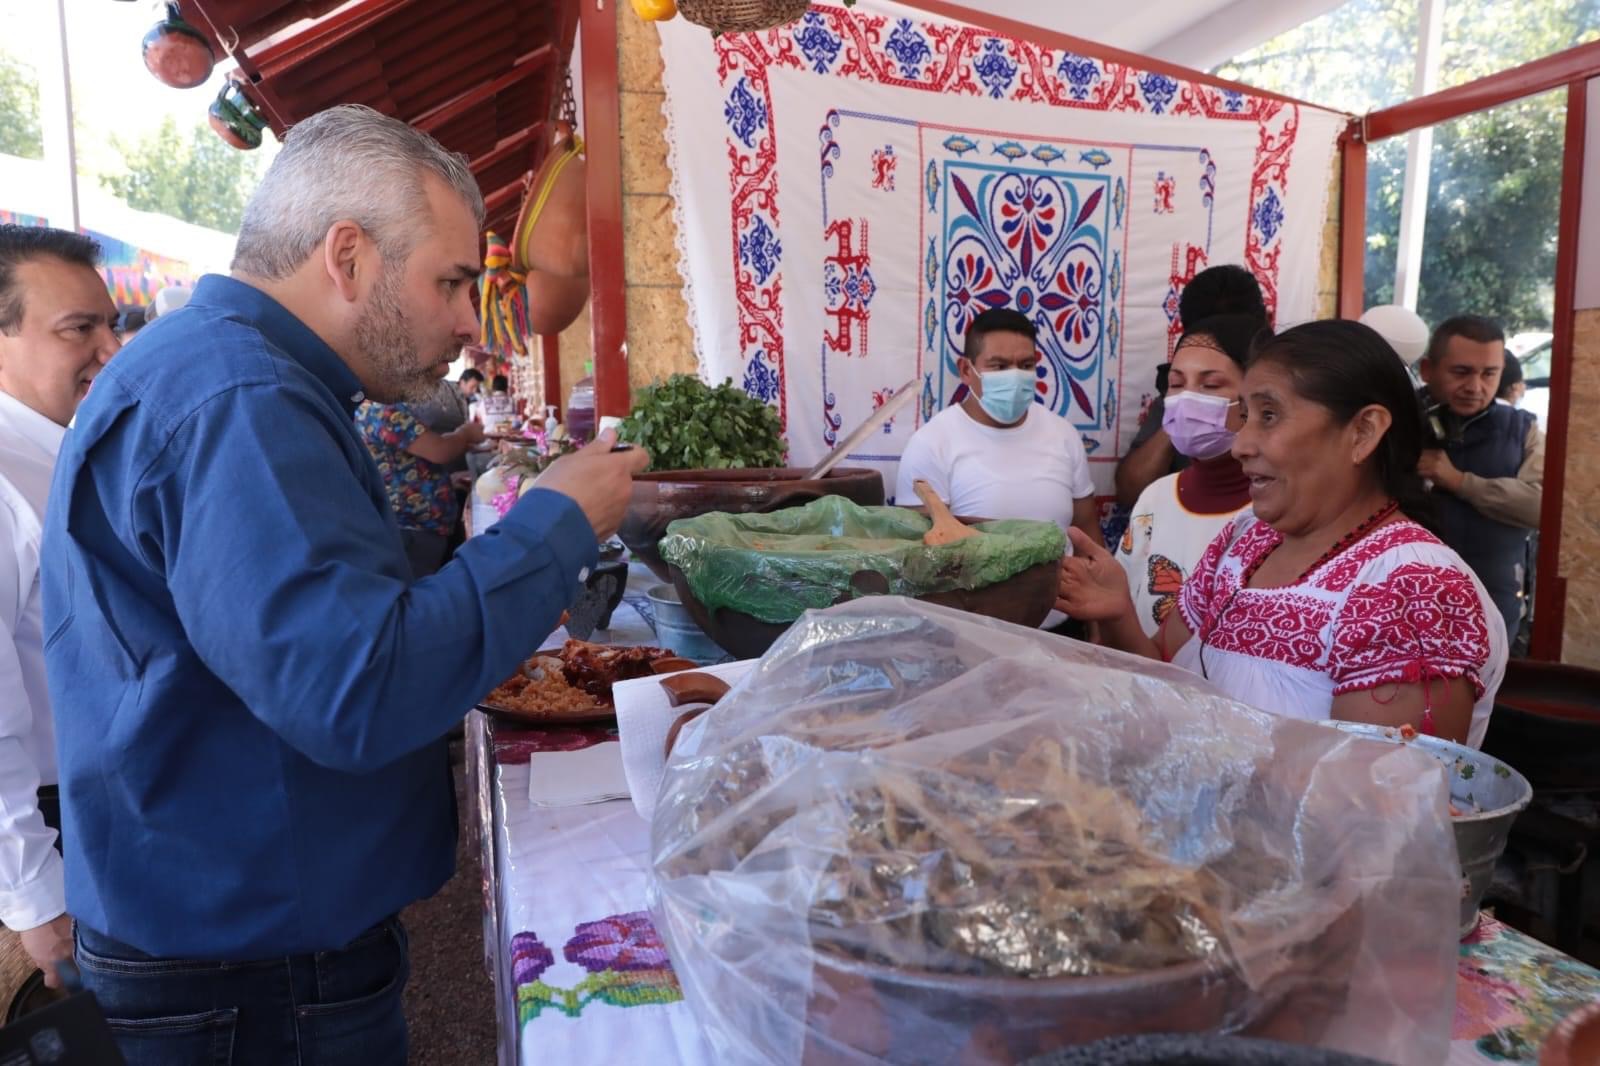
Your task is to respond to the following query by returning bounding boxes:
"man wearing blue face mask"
[895,309,1102,548]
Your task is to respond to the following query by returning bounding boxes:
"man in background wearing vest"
[1417,315,1543,640]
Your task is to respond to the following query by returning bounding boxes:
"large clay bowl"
[669,533,1060,660]
[619,467,885,581]
[800,902,1359,1065]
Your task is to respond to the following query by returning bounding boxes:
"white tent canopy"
[982,0,1346,72]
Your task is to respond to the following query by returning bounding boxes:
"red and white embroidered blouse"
[1172,514,1507,747]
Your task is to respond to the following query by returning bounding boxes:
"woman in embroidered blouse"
[1059,320,1507,747]
[1116,314,1267,637]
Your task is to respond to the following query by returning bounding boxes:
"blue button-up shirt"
[43,275,597,959]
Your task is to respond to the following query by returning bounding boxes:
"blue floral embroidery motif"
[825,261,876,312]
[1139,72,1179,115]
[724,78,767,148]
[1221,90,1244,113]
[885,19,933,78]
[743,352,780,404]
[972,39,1017,99]
[1056,52,1100,100]
[792,13,842,75]
[738,216,782,285]
[1252,187,1285,244]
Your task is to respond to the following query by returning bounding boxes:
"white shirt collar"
[0,389,68,459]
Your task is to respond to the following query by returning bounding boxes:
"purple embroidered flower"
[511,931,555,986]
[564,911,673,973]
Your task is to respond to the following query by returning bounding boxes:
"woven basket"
[0,929,39,1016]
[678,0,812,33]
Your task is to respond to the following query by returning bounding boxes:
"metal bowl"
[1322,722,1532,935]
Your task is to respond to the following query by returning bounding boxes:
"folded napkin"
[614,659,757,822]
[527,741,629,807]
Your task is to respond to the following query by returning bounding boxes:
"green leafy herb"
[617,375,787,471]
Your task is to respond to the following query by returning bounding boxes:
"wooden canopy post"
[580,0,630,419]
[1530,80,1587,661]
[1337,124,1367,319]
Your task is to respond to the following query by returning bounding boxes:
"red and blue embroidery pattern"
[1179,518,1491,693]
[712,5,1300,436]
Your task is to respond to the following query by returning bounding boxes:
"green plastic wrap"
[657,496,1066,624]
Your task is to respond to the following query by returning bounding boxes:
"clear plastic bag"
[650,598,1460,1065]
[658,496,1066,624]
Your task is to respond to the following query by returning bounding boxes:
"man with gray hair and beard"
[42,105,646,1064]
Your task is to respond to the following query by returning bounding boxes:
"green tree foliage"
[101,116,266,235]
[1217,0,1600,331]
[0,51,44,159]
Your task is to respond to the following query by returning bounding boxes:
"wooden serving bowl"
[618,467,885,581]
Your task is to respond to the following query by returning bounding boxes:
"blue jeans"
[73,917,409,1066]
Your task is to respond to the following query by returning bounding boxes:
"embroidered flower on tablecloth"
[564,910,673,973]
[511,931,555,986]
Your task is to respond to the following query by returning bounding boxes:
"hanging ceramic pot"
[512,122,589,281]
[524,266,590,336]
[208,80,268,150]
[143,2,216,89]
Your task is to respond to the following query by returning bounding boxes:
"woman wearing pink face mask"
[1115,315,1266,637]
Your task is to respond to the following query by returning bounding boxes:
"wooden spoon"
[913,480,979,547]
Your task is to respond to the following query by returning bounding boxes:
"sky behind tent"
[0,0,266,179]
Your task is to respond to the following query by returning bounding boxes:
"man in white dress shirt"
[0,225,120,986]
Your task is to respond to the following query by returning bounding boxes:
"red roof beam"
[1362,39,1600,141]
[247,0,416,72]
[413,44,557,133]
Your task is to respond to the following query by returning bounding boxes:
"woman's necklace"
[1198,499,1399,679]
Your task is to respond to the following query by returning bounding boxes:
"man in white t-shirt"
[895,308,1102,546]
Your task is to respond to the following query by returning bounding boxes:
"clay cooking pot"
[618,466,885,580]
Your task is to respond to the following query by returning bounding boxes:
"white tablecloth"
[492,763,713,1066]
